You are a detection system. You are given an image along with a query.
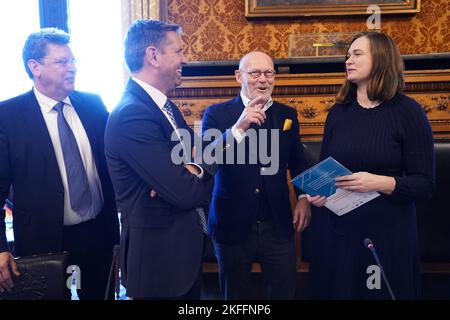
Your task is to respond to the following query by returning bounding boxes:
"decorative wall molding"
[169,70,450,139]
[171,81,450,99]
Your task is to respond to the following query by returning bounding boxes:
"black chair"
[0,252,70,300]
[416,139,450,262]
[300,141,322,262]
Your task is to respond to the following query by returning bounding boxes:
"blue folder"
[291,157,351,197]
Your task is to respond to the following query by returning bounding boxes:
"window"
[0,0,40,101]
[68,0,124,111]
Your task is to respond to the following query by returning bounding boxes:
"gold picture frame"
[245,0,421,18]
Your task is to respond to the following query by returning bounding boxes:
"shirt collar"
[33,87,72,113]
[132,76,167,110]
[240,91,273,112]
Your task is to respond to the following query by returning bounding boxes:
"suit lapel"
[126,78,156,108]
[227,96,245,128]
[126,79,180,141]
[266,102,281,130]
[69,93,98,150]
[21,91,63,183]
[171,103,188,130]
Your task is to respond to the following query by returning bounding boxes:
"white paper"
[325,188,380,216]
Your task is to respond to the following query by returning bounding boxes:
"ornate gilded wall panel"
[166,0,450,60]
[169,70,450,139]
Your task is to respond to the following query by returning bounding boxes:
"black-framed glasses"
[244,70,276,79]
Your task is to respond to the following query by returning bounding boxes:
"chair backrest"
[300,141,322,262]
[302,140,322,168]
[0,252,70,300]
[416,139,450,262]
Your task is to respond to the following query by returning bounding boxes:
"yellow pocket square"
[283,119,292,131]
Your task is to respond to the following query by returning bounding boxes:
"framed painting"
[245,0,421,18]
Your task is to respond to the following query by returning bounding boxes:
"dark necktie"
[162,99,208,233]
[161,99,179,128]
[54,102,92,217]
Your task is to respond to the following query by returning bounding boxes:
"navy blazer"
[202,96,307,245]
[0,90,119,256]
[105,79,213,298]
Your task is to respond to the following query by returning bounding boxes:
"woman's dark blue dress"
[310,93,435,299]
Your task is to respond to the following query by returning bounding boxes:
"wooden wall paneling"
[170,69,450,140]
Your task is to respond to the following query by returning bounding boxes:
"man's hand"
[0,251,20,293]
[184,163,201,176]
[235,96,267,133]
[293,197,311,232]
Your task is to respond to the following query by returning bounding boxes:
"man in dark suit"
[202,51,311,299]
[104,20,213,299]
[0,28,119,299]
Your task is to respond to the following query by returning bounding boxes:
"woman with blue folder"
[307,32,435,299]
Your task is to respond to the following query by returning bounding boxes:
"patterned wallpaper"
[167,0,450,61]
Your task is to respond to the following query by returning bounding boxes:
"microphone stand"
[364,238,396,300]
[105,245,120,300]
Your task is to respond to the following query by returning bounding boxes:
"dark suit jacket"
[104,79,213,298]
[0,90,119,256]
[202,96,307,245]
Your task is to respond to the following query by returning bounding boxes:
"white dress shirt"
[34,87,103,225]
[132,77,176,132]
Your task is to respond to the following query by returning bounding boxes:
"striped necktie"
[162,99,208,234]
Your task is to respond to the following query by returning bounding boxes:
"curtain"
[121,0,164,30]
[39,0,68,32]
[120,0,166,79]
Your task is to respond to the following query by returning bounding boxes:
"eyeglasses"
[40,57,77,68]
[243,70,276,79]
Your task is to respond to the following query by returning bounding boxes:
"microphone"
[364,238,396,300]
